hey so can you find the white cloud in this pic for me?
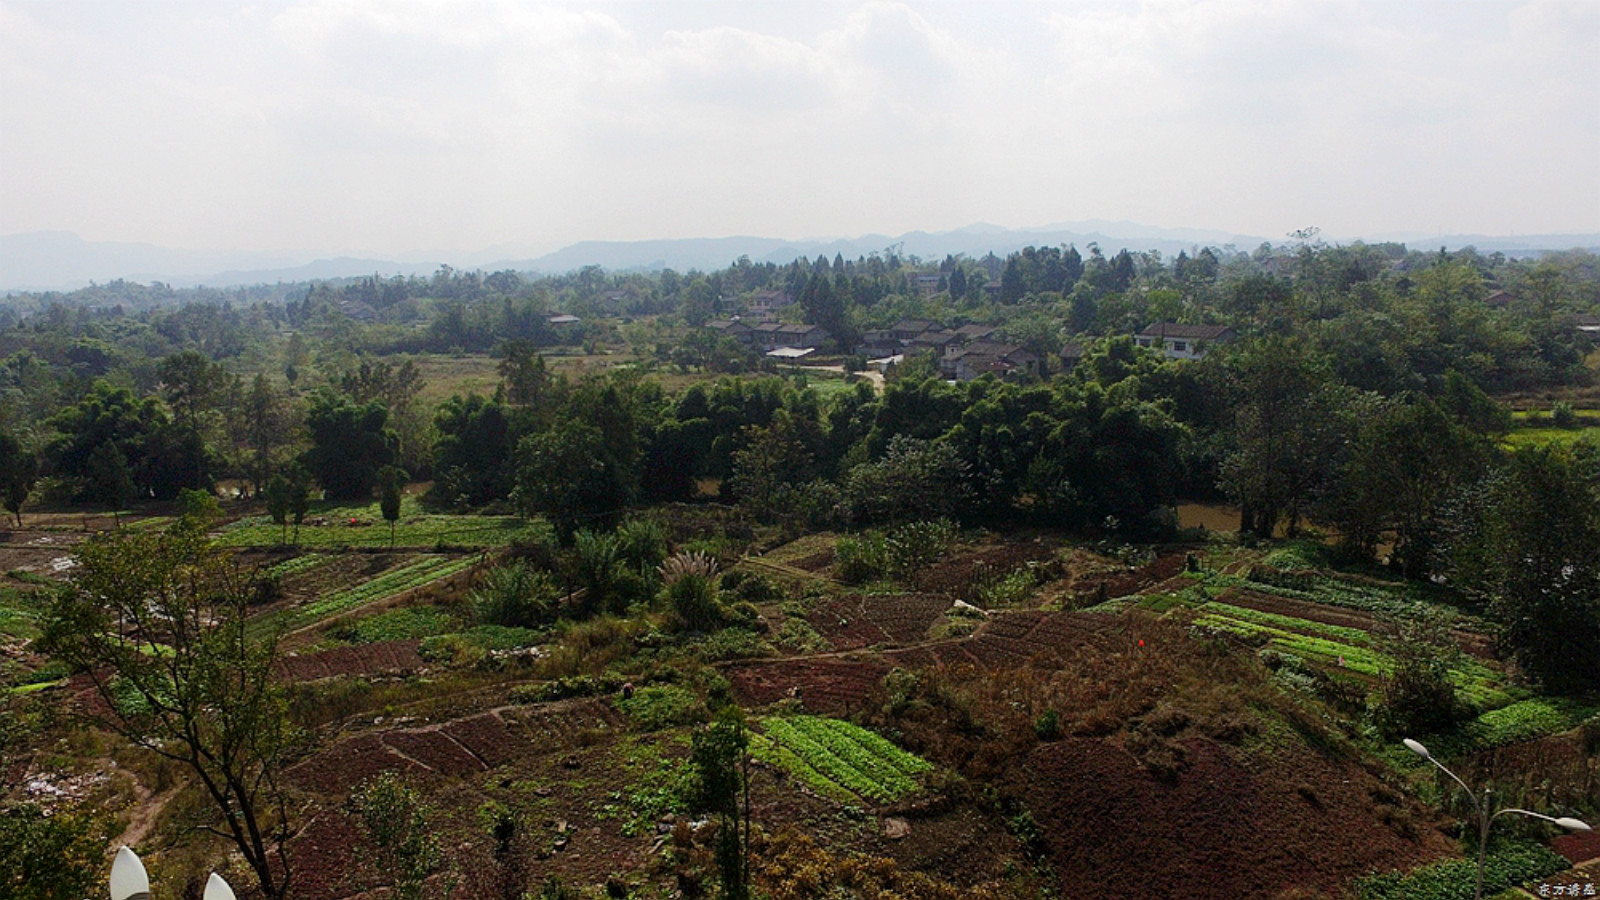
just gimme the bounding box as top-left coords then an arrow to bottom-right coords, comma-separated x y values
0,0 -> 1595,253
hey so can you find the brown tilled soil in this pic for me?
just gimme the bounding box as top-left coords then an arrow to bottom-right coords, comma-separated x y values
722,656 -> 893,715
275,640 -> 427,681
1066,550 -> 1192,600
909,537 -> 1062,596
285,697 -> 625,795
807,593 -> 952,650
1009,736 -> 1454,900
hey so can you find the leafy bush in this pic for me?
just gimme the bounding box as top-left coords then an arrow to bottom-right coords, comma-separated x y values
834,519 -> 956,585
616,684 -> 707,731
1372,608 -> 1468,738
666,573 -> 724,633
510,673 -> 624,704
834,531 -> 888,584
884,518 -> 957,576
467,560 -> 560,624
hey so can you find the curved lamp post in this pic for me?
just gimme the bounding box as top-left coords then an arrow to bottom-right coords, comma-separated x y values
109,847 -> 150,900
1404,738 -> 1591,900
110,847 -> 237,900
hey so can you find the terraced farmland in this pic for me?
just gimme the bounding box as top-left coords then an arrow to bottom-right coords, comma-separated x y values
1194,600 -> 1515,709
751,715 -> 931,806
216,498 -> 529,549
248,554 -> 478,638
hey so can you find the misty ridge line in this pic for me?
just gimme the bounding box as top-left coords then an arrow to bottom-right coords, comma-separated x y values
4,222 -> 1599,294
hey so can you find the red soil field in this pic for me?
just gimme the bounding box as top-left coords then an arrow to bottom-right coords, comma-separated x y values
286,698 -> 626,795
1011,736 -> 1454,899
808,593 -> 951,649
911,539 -> 1060,596
382,728 -> 486,776
1554,830 -> 1600,865
275,639 -> 426,681
282,808 -> 363,899
722,656 -> 891,714
1068,550 -> 1190,599
286,733 -> 428,794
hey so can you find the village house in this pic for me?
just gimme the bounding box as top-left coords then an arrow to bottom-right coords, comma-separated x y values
889,319 -> 936,342
1059,341 -> 1088,371
745,321 -> 829,352
705,319 -> 754,347
943,341 -> 1040,382
1134,323 -> 1236,360
744,289 -> 793,319
908,329 -> 960,357
337,299 -> 378,323
910,274 -> 943,296
547,313 -> 582,329
858,329 -> 899,358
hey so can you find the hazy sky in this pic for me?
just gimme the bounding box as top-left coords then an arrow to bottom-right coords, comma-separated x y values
2,0 -> 1597,256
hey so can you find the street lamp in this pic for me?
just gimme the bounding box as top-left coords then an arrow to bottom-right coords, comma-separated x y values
109,846 -> 237,900
1404,738 -> 1592,900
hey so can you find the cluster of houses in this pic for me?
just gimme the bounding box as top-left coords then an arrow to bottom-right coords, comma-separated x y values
704,318 -> 832,355
702,302 -> 1241,381
860,320 -> 1042,382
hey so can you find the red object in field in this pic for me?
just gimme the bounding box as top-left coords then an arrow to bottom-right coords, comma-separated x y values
1138,639 -> 1145,647
350,517 -> 358,525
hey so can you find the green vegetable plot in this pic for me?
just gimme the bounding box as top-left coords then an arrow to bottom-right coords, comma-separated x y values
1195,603 -> 1514,710
217,499 -> 525,549
248,554 -> 476,637
752,715 -> 930,806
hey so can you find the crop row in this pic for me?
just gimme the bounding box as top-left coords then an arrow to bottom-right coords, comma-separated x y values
261,553 -> 330,580
1231,570 -> 1440,619
756,716 -> 926,805
250,555 -> 476,636
1199,601 -> 1372,646
1196,610 -> 1513,710
747,733 -> 861,806
218,500 -> 527,549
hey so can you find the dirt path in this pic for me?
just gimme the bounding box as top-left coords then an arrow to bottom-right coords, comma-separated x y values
113,774 -> 182,851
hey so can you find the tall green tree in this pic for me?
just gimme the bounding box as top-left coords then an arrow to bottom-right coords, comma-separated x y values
378,465 -> 408,548
514,419 -> 630,536
690,706 -> 751,900
301,392 -> 397,501
0,431 -> 38,526
157,349 -> 233,435
1439,446 -> 1600,694
40,517 -> 296,898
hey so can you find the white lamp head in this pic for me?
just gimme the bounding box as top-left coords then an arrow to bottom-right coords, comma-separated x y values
1554,817 -> 1592,832
203,872 -> 238,900
110,846 -> 151,900
1402,738 -> 1431,759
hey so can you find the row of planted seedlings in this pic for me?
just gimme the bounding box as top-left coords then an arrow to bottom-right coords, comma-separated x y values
750,714 -> 931,807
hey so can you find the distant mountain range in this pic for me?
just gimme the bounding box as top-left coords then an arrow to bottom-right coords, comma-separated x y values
4,224 -> 1598,293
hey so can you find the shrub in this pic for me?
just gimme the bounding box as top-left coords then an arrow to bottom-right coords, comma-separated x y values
615,517 -> 669,572
667,574 -> 724,633
1550,401 -> 1577,429
471,561 -> 560,628
1033,709 -> 1061,741
884,518 -> 957,576
834,532 -> 888,584
1372,608 -> 1467,739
